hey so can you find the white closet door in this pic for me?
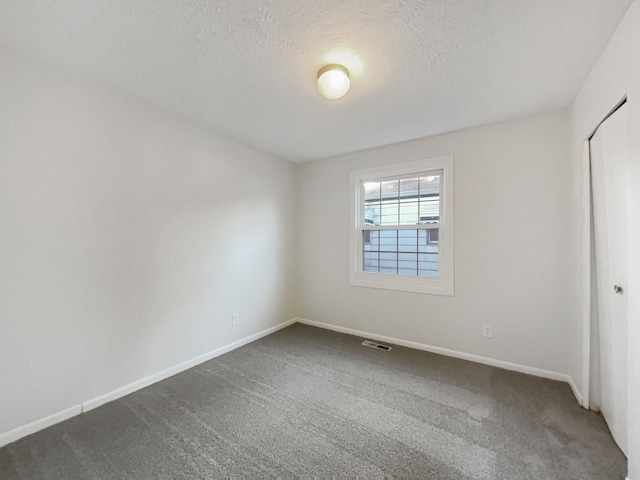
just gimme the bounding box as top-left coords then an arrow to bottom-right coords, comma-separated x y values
590,103 -> 629,456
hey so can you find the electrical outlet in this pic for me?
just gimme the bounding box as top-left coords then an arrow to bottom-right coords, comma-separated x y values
232,313 -> 239,326
482,324 -> 493,338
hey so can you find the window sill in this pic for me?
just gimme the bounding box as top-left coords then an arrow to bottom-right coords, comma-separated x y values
350,272 -> 454,296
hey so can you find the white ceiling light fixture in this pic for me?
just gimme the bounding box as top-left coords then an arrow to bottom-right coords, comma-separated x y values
317,64 -> 350,100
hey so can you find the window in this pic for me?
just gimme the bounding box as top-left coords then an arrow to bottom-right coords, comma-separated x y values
349,156 -> 454,295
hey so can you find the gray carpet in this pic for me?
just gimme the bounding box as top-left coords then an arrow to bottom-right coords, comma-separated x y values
0,323 -> 627,479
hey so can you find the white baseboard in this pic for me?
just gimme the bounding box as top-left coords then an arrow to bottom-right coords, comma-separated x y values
294,317 -> 580,398
566,376 -> 583,406
83,318 -> 296,412
0,316 -> 584,449
0,404 -> 82,449
0,318 -> 296,448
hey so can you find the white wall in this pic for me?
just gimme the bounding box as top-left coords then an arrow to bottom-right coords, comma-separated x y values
295,110 -> 573,378
0,46 -> 296,437
570,1 -> 640,477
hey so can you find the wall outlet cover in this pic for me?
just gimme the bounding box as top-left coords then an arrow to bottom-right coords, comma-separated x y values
483,324 -> 493,338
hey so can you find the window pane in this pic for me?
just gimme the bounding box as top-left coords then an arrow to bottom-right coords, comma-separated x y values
364,175 -> 440,227
398,253 -> 418,276
400,178 -> 419,200
419,198 -> 440,223
379,179 -> 400,226
363,251 -> 379,272
378,230 -> 398,252
398,253 -> 417,263
420,174 -> 440,195
363,229 -> 439,278
419,252 -> 439,277
363,229 -> 372,246
379,199 -> 399,225
364,181 -> 381,202
368,230 -> 380,249
398,229 -> 418,251
418,227 -> 439,252
399,201 -> 419,224
380,180 -> 399,201
364,205 -> 379,225
379,251 -> 398,274
419,174 -> 440,224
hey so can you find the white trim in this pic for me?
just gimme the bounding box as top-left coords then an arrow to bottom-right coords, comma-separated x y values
0,316 -> 583,450
581,139 -> 592,409
0,318 -> 296,448
0,404 -> 82,449
567,376 -> 583,406
349,156 -> 454,296
83,318 -> 296,412
294,317 -> 580,395
361,224 -> 440,231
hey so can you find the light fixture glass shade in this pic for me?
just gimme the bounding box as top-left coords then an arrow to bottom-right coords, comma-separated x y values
317,65 -> 350,99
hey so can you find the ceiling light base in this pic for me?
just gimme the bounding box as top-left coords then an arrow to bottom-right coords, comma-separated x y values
317,64 -> 350,100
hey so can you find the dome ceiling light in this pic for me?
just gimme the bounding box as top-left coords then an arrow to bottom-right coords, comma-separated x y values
316,64 -> 350,100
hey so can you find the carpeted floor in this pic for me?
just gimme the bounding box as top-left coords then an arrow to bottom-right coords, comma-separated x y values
0,323 -> 627,479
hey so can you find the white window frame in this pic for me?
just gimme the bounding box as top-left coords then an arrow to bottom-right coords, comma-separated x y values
349,156 -> 454,295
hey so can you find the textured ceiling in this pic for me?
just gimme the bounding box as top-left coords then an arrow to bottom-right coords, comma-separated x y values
0,1 -> 633,162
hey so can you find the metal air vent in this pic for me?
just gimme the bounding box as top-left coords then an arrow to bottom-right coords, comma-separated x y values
362,340 -> 392,351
